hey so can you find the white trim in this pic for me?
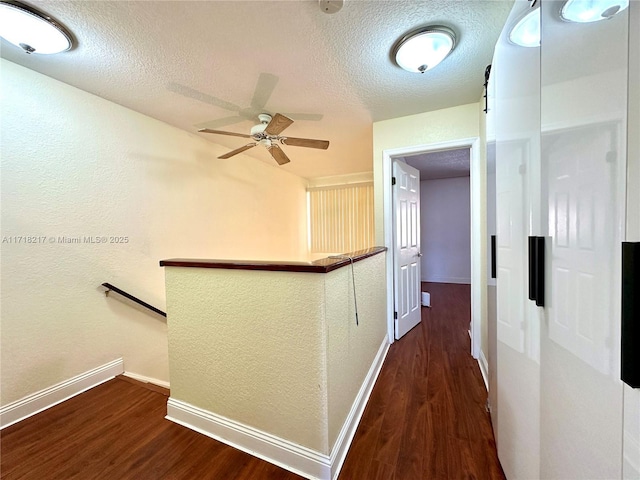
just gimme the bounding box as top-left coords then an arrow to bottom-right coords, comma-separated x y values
383,137 -> 483,359
167,399 -> 330,480
421,276 -> 472,284
469,137 -> 482,359
166,339 -> 390,480
329,339 -> 389,480
307,181 -> 373,192
306,172 -> 374,189
383,151 -> 395,345
478,350 -> 489,391
122,371 -> 170,389
0,358 -> 124,429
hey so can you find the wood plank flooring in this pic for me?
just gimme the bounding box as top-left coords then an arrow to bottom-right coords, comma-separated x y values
339,282 -> 504,480
1,282 -> 503,479
0,375 -> 304,480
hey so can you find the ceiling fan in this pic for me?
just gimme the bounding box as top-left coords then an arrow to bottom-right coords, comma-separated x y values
167,73 -> 323,130
199,113 -> 329,165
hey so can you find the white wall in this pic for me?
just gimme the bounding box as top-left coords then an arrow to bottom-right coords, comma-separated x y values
0,60 -> 308,406
420,176 -> 471,284
373,103 -> 480,245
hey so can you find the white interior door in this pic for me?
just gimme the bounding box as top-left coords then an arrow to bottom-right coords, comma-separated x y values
393,160 -> 421,340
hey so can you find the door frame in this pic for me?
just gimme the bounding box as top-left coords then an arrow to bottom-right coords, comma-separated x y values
383,137 -> 482,359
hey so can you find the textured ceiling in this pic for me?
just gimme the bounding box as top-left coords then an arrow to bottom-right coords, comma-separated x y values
404,148 -> 470,180
1,0 -> 513,179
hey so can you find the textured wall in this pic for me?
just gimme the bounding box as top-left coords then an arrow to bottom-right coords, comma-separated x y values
0,60 -> 308,406
372,103 -> 480,245
325,252 -> 387,449
164,252 -> 387,455
420,177 -> 471,284
165,267 -> 328,452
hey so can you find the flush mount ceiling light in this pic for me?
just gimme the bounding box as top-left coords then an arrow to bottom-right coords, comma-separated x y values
560,0 -> 628,22
318,0 -> 343,14
393,26 -> 456,74
509,7 -> 540,47
0,1 -> 73,54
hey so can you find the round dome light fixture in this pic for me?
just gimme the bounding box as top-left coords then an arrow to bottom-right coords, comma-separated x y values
560,0 -> 628,22
0,1 -> 73,54
393,26 -> 456,74
509,7 -> 540,47
318,0 -> 343,14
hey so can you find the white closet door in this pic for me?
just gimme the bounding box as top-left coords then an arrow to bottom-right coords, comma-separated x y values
539,0 -> 628,478
624,3 -> 640,478
494,1 -> 541,477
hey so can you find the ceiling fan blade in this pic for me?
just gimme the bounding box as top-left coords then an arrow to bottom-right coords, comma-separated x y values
282,113 -> 324,122
218,143 -> 257,159
199,128 -> 252,138
195,116 -> 246,130
281,137 -> 330,150
251,73 -> 279,110
167,82 -> 241,112
268,144 -> 291,165
264,113 -> 294,136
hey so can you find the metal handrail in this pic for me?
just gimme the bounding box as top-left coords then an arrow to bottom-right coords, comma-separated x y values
101,283 -> 166,317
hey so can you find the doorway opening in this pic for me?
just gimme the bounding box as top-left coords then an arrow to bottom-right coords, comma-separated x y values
383,137 -> 482,359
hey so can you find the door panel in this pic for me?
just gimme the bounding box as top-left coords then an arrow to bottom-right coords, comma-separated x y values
494,0 -> 632,477
624,3 -> 640,478
545,125 -> 618,374
393,160 -> 421,339
493,2 -> 541,477
539,0 -> 628,478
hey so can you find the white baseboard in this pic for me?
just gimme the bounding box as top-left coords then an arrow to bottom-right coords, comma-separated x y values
122,371 -> 170,389
0,358 -> 123,430
166,339 -> 390,480
422,276 -> 471,284
167,399 -> 332,479
478,350 -> 489,391
329,339 -> 389,480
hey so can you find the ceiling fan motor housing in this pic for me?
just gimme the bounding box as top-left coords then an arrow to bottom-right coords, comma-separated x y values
251,114 -> 273,136
198,112 -> 328,165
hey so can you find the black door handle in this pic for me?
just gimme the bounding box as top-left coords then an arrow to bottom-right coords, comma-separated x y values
491,235 -> 497,279
622,242 -> 639,388
528,236 -> 545,307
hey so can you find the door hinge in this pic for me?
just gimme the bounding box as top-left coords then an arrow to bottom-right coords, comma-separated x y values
394,311 -> 398,319
392,176 -> 396,186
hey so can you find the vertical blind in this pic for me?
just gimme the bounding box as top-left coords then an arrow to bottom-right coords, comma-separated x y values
308,182 -> 375,253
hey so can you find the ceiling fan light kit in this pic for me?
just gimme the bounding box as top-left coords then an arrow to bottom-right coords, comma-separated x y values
0,0 -> 73,54
393,25 -> 456,73
199,113 -> 329,166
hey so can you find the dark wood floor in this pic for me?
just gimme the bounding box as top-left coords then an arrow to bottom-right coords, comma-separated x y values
339,282 -> 504,479
1,282 -> 503,480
